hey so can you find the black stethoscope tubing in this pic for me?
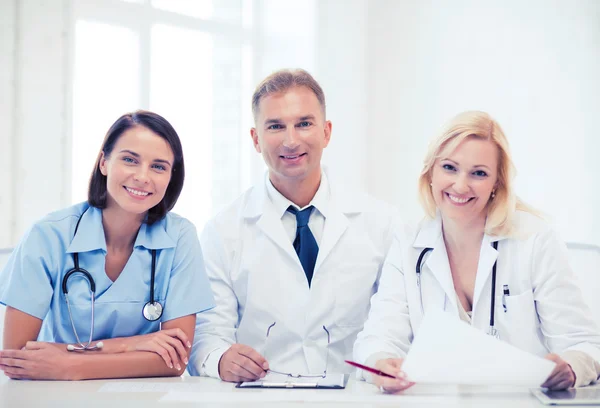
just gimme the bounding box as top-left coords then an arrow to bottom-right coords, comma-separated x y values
416,241 -> 499,336
62,208 -> 162,324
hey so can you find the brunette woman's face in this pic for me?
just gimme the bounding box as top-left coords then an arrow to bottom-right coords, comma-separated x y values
99,126 -> 174,216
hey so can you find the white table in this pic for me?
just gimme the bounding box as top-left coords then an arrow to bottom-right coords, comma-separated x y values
0,373 -> 563,408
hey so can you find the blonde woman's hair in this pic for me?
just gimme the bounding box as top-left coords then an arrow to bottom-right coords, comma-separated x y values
418,111 -> 538,237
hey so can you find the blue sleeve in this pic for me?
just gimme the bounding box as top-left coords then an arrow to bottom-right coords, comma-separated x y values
0,224 -> 55,320
161,220 -> 215,322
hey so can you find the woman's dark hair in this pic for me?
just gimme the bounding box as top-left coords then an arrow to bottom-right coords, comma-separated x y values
88,110 -> 185,225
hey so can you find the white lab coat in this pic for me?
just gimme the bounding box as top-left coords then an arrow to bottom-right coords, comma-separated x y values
189,171 -> 399,378
354,211 -> 600,380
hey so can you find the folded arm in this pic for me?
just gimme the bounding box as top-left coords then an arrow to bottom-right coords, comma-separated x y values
1,306 -> 196,380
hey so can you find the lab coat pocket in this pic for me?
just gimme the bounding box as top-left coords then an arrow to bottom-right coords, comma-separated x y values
496,290 -> 545,355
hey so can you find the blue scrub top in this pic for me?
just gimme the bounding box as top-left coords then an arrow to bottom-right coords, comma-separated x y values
0,202 -> 215,344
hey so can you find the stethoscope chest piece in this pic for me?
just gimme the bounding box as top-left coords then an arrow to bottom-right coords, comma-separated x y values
143,301 -> 163,321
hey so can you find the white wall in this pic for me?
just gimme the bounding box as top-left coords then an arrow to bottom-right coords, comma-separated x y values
568,244 -> 600,327
0,0 -> 70,247
0,0 -> 16,249
317,0 -> 369,191
366,0 -> 600,245
0,249 -> 10,349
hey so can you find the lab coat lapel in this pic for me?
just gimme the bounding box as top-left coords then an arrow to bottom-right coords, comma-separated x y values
257,206 -> 300,263
413,215 -> 457,311
425,236 -> 458,311
243,179 -> 301,266
314,209 -> 348,273
471,234 -> 502,318
313,182 -> 367,273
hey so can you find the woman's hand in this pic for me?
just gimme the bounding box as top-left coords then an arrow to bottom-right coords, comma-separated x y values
122,328 -> 191,371
372,358 -> 415,393
541,353 -> 576,390
0,341 -> 78,380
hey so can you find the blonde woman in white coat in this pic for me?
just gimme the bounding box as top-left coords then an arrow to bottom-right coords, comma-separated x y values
353,111 -> 600,393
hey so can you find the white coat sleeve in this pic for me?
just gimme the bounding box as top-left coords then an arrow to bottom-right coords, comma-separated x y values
353,231 -> 414,382
531,227 -> 600,386
188,220 -> 238,378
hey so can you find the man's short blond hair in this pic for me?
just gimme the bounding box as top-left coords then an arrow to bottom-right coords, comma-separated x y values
251,69 -> 326,122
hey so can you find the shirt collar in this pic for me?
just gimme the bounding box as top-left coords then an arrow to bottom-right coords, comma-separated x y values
66,205 -> 107,253
67,205 -> 176,254
265,170 -> 331,219
133,217 -> 177,250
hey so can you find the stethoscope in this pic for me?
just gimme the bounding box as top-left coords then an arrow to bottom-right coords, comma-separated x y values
62,208 -> 164,351
416,241 -> 499,338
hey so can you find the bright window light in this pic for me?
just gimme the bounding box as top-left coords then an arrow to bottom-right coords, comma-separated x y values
71,20 -> 139,204
150,24 -> 213,230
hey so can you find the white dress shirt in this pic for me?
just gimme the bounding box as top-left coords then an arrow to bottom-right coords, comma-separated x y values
265,175 -> 327,246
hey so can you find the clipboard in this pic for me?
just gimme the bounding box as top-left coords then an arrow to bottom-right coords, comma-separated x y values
235,373 -> 347,389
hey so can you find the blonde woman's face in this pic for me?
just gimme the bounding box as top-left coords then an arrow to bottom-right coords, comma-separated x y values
430,138 -> 498,225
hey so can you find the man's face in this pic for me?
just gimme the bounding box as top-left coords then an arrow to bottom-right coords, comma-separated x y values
251,86 -> 331,188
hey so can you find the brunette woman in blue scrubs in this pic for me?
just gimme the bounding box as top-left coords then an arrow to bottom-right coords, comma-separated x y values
0,111 -> 214,380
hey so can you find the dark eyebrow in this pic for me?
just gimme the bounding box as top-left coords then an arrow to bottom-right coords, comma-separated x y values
153,159 -> 172,167
441,158 -> 491,171
119,149 -> 140,157
264,118 -> 283,126
119,149 -> 172,166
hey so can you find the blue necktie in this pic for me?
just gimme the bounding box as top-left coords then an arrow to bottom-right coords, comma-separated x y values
287,205 -> 319,287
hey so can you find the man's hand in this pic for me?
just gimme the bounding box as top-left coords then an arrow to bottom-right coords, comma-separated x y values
218,344 -> 268,382
372,358 -> 415,393
542,353 -> 576,390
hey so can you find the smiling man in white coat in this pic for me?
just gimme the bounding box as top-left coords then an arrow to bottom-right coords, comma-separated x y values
188,69 -> 399,382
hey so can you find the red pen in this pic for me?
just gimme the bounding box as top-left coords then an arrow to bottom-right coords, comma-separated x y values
345,360 -> 396,379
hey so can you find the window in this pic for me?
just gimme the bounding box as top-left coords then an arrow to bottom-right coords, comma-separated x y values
71,0 -> 253,231
70,0 -> 317,234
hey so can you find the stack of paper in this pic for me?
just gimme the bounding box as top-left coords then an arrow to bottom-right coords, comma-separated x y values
401,311 -> 555,386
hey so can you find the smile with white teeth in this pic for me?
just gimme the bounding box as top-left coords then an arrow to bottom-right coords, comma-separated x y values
447,193 -> 471,204
283,155 -> 299,159
125,187 -> 150,196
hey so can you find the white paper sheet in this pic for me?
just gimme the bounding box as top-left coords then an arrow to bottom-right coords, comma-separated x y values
98,382 -> 202,393
159,391 -> 457,404
401,310 -> 556,386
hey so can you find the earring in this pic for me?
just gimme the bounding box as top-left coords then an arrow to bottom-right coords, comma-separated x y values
430,182 -> 433,187
491,190 -> 496,199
